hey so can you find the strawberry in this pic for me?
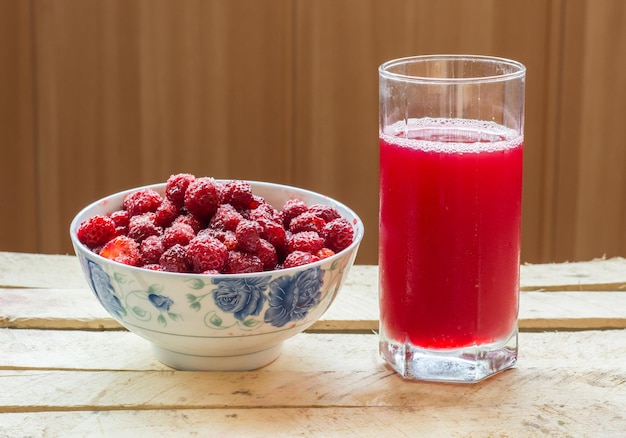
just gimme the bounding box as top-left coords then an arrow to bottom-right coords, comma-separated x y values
323,218 -> 354,252
159,244 -> 192,273
316,247 -> 336,260
184,177 -> 221,220
235,219 -> 263,253
127,213 -> 163,242
256,238 -> 278,271
209,204 -> 244,231
140,235 -> 165,265
287,231 -> 325,254
282,198 -> 308,228
221,180 -> 254,210
100,236 -> 141,266
122,189 -> 163,217
225,251 -> 264,274
289,211 -> 325,234
162,222 -> 195,249
186,235 -> 228,273
284,251 -> 320,269
165,173 -> 195,207
308,204 -> 341,222
77,215 -> 117,249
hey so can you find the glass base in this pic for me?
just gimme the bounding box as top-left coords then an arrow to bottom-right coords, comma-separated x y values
379,327 -> 518,383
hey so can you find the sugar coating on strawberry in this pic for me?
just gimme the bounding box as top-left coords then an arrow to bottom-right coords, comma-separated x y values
165,173 -> 195,207
323,218 -> 354,252
173,214 -> 205,234
76,174 -> 356,273
127,213 -> 163,242
186,235 -> 228,273
235,219 -> 263,253
204,229 -> 239,251
122,189 -> 163,217
184,177 -> 221,220
77,215 -> 117,248
256,216 -> 286,249
109,210 -> 130,228
284,251 -> 320,269
209,204 -> 244,231
221,180 -> 254,210
250,202 -> 283,224
308,204 -> 341,222
155,199 -> 180,228
282,198 -> 308,228
140,235 -> 165,265
287,231 -> 325,254
159,244 -> 192,273
162,222 -> 195,249
249,195 -> 264,210
100,236 -> 141,266
289,211 -> 325,234
256,238 -> 278,271
225,251 -> 264,274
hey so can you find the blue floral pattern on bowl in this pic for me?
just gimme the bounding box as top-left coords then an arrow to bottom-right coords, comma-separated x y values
211,276 -> 269,322
78,251 -> 351,335
264,268 -> 324,328
86,260 -> 126,319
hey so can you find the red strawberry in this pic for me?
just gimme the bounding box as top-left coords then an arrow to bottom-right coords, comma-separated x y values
159,244 -> 192,273
284,251 -> 320,269
127,213 -> 163,243
225,251 -> 264,274
282,198 -> 308,228
221,180 -> 254,210
256,238 -> 278,271
109,210 -> 130,228
287,231 -> 324,254
162,222 -> 195,249
186,235 -> 228,273
209,204 -> 244,231
77,215 -> 117,249
155,199 -> 180,228
316,247 -> 336,260
100,236 -> 141,266
289,211 -> 325,234
184,177 -> 221,220
122,189 -> 163,217
323,218 -> 354,252
140,235 -> 165,265
308,204 -> 341,222
235,219 -> 263,253
165,173 -> 195,207
256,216 -> 286,249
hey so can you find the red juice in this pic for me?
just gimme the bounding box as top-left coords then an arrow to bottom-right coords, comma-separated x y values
379,118 -> 522,350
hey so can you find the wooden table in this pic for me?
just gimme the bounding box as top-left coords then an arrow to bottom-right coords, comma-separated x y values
1,251 -> 625,437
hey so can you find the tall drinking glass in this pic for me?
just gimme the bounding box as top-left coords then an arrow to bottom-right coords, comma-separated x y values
378,55 -> 525,382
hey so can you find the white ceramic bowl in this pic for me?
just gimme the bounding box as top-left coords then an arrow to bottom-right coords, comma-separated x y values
70,180 -> 364,371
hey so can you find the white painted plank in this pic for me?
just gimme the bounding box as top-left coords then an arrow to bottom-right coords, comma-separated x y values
1,405 -> 624,438
1,331 -> 624,436
520,256 -> 626,290
1,330 -> 625,372
0,251 -> 87,289
0,354 -> 623,424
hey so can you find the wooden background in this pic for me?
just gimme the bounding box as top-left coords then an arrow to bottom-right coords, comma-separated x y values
1,0 -> 625,265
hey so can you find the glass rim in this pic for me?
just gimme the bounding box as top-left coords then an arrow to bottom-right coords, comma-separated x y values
379,54 -> 526,84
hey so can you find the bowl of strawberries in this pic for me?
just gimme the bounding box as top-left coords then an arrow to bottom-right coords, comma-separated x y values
70,174 -> 364,371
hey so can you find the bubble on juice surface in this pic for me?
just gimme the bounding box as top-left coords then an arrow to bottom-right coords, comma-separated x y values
380,118 -> 522,154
